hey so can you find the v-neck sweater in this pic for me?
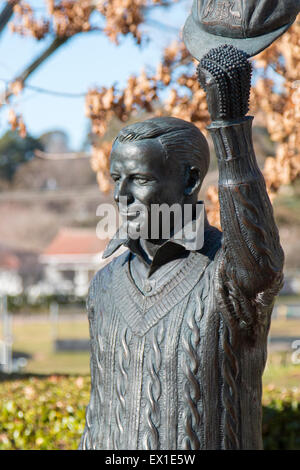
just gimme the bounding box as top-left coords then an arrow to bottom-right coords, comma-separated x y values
79,117 -> 284,450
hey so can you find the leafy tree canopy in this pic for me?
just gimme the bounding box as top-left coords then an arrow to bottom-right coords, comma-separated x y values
0,130 -> 43,182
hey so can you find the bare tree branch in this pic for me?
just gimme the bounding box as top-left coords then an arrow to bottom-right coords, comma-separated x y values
0,0 -> 20,37
146,0 -> 186,9
17,36 -> 69,83
4,23 -> 107,103
146,18 -> 180,33
2,0 -> 178,104
4,35 -> 70,102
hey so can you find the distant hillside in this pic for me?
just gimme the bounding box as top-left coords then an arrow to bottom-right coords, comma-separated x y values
0,186 -> 112,253
13,155 -> 96,190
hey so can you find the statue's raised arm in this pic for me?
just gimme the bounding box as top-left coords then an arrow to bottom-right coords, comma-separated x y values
198,45 -> 284,338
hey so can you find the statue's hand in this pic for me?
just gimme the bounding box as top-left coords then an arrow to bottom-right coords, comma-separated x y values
197,45 -> 252,122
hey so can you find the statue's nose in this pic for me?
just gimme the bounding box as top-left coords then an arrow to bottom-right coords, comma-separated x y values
114,178 -> 134,205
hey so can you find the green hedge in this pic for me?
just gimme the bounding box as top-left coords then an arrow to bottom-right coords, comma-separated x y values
0,376 -> 299,450
6,294 -> 85,313
0,375 -> 89,450
262,386 -> 300,450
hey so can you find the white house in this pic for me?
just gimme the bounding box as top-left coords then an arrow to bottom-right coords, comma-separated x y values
0,248 -> 23,296
38,228 -> 111,297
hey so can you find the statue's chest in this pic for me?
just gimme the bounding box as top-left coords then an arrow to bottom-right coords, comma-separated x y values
93,292 -> 193,371
98,252 -> 209,338
91,290 -> 206,450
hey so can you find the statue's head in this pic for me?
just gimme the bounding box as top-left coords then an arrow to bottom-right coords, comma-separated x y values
110,117 -> 210,239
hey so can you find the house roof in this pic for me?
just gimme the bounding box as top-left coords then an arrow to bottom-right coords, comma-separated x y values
0,250 -> 20,270
42,228 -> 109,256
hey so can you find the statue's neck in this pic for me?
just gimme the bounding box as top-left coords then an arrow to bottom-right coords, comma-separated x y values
137,201 -> 209,265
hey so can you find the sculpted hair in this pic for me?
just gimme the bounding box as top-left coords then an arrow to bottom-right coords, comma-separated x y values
113,117 -> 210,184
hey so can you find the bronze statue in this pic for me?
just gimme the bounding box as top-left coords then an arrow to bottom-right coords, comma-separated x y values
183,0 -> 299,61
79,0 -> 299,450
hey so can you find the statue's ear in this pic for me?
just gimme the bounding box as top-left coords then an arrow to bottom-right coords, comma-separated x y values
184,166 -> 201,196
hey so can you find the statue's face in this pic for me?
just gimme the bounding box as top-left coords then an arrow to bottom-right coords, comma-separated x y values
110,139 -> 186,239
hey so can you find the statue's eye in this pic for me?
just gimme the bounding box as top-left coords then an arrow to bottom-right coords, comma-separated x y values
133,176 -> 154,185
135,178 -> 148,185
111,174 -> 120,182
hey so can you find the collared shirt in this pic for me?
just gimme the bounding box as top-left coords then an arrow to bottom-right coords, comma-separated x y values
102,202 -> 208,294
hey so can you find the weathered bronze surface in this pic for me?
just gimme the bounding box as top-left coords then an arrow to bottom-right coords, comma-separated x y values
183,0 -> 299,61
79,10 -> 288,451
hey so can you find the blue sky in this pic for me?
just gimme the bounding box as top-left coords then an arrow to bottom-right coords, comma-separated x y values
0,1 -> 192,150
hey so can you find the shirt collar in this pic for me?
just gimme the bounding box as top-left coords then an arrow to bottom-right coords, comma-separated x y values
102,201 -> 207,261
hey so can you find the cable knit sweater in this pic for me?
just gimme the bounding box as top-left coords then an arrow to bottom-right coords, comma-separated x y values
79,117 -> 284,450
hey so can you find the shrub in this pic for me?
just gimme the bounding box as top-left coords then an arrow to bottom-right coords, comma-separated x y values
0,375 -> 90,450
0,376 -> 299,450
262,385 -> 300,450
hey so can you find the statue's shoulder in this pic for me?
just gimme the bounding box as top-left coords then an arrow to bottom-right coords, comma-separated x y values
89,249 -> 130,299
86,250 -> 129,321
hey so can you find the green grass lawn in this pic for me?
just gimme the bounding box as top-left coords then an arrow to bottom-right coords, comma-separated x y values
264,351 -> 300,389
12,317 -> 90,375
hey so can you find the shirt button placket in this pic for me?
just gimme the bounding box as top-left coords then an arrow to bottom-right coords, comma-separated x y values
144,282 -> 152,293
